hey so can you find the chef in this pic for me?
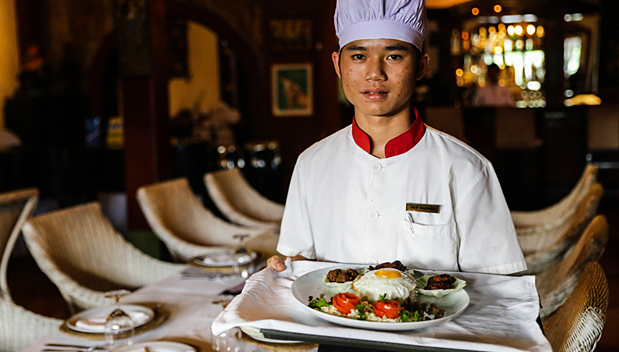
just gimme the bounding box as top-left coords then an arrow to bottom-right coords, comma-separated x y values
268,0 -> 526,275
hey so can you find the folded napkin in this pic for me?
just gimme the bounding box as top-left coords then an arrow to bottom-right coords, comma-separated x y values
74,310 -> 151,332
212,261 -> 552,352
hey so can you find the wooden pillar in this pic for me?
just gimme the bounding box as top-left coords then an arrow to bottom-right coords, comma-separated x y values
116,0 -> 171,230
544,5 -> 566,108
318,0 -> 341,136
14,0 -> 44,59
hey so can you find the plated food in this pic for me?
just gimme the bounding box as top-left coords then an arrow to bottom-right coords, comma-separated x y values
291,261 -> 469,330
416,274 -> 467,298
65,304 -> 155,333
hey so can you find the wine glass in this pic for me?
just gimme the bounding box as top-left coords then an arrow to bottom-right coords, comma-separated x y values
211,296 -> 243,352
232,234 -> 254,278
104,289 -> 134,346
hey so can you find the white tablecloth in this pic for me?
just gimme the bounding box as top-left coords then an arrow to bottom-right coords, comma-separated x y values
18,273 -> 248,352
212,261 -> 552,352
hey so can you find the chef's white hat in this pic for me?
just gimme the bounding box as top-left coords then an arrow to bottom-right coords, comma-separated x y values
334,0 -> 427,52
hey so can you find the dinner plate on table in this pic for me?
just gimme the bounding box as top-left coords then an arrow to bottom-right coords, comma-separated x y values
112,341 -> 195,352
65,304 -> 155,333
291,266 -> 470,331
191,250 -> 257,268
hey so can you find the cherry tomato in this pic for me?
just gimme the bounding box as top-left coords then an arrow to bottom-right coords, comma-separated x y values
373,300 -> 401,319
332,292 -> 360,314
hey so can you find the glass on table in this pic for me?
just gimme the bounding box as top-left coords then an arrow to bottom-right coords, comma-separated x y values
211,296 -> 243,352
233,234 -> 256,278
104,289 -> 134,346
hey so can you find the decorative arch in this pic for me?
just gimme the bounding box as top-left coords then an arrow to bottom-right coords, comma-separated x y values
166,0 -> 267,139
87,0 -> 267,140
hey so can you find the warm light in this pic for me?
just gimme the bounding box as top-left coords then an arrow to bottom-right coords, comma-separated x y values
526,25 -> 536,35
527,81 -> 541,91
456,68 -> 464,77
515,25 -> 524,36
489,26 -> 496,33
536,26 -> 545,37
472,7 -> 480,16
493,4 -> 502,13
462,31 -> 469,40
494,46 -> 503,54
498,23 -> 506,32
526,39 -> 534,51
471,65 -> 480,74
507,25 -> 515,36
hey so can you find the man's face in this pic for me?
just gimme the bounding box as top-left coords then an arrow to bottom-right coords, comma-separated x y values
332,39 -> 428,120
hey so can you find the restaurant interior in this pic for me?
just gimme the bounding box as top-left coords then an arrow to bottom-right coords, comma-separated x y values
0,0 -> 618,350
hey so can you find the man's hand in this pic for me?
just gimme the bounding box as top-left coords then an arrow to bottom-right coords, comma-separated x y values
267,255 -> 308,271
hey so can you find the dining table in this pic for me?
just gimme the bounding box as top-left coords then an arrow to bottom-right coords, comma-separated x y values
19,260 -> 552,352
18,266 -> 317,352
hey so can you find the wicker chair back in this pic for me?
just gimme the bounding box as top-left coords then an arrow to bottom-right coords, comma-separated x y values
137,178 -> 277,262
22,202 -> 183,313
0,296 -> 62,352
204,168 -> 284,228
543,261 -> 608,352
536,215 -> 608,318
0,188 -> 38,299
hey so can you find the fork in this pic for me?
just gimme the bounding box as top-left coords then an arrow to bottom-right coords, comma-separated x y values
44,343 -> 107,352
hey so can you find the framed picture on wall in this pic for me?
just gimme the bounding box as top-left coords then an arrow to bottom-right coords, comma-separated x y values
271,63 -> 313,117
269,19 -> 313,52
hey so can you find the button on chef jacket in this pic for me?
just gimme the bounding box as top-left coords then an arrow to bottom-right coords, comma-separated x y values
277,112 -> 527,274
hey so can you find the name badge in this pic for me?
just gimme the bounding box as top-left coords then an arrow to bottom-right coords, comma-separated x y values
406,203 -> 441,213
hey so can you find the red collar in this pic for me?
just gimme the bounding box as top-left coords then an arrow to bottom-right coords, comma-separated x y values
351,109 -> 426,158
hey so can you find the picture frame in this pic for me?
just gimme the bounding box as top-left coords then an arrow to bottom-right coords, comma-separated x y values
268,19 -> 313,53
271,63 -> 313,117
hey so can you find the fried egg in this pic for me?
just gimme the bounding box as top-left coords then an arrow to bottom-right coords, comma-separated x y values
351,268 -> 417,304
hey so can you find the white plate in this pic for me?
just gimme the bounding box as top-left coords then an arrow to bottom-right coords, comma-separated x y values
113,341 -> 195,352
416,275 -> 467,298
192,250 -> 258,267
291,266 -> 470,331
240,326 -> 303,344
66,304 -> 155,333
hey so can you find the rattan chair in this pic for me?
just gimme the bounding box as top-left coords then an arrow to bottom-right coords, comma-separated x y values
0,188 -> 38,299
543,261 -> 608,352
204,168 -> 284,229
22,202 -> 185,314
517,182 -> 603,275
137,178 -> 279,263
0,295 -> 62,352
536,215 -> 608,319
511,163 -> 597,229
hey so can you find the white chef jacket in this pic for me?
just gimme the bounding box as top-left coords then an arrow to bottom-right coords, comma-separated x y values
277,116 -> 527,275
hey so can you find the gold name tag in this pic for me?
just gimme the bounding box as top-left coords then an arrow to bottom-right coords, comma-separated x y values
406,203 -> 441,213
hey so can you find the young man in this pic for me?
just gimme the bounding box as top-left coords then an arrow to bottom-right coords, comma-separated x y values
268,0 -> 526,274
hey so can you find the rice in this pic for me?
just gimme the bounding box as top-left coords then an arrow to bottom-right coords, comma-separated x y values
319,303 -> 400,322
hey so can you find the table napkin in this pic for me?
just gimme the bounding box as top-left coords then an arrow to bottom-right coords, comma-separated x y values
212,261 -> 552,352
74,310 -> 151,332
